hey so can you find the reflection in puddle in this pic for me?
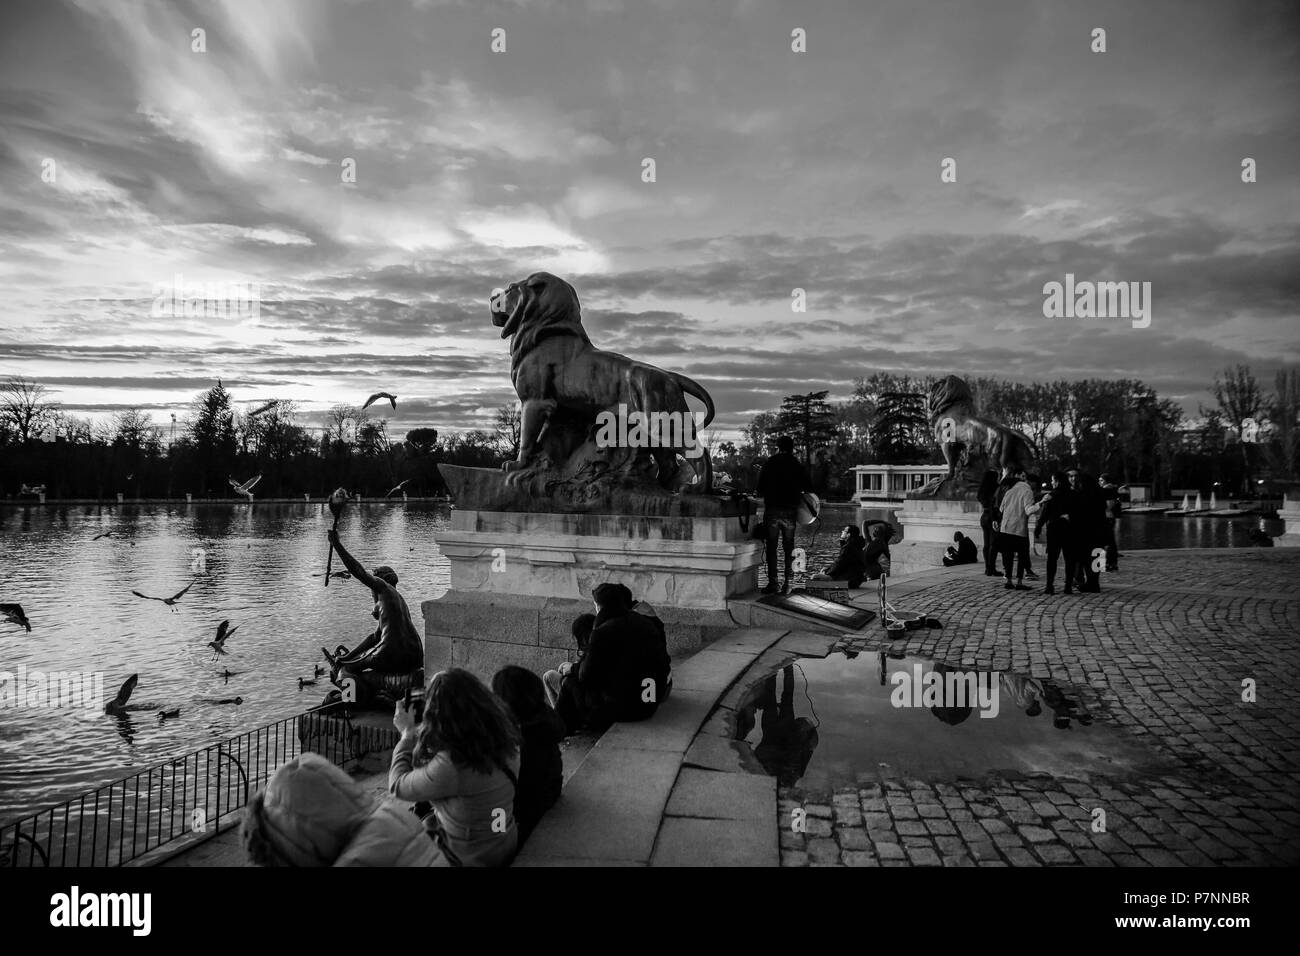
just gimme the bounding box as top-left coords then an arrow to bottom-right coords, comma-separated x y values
735,651 -> 1173,789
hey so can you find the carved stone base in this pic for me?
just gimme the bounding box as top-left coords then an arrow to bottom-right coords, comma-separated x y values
440,464 -> 738,517
421,507 -> 763,682
894,497 -> 985,576
1277,494 -> 1300,547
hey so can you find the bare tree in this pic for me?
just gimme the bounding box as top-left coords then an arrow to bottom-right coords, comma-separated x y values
48,409 -> 92,443
326,404 -> 365,448
0,376 -> 57,442
493,402 -> 521,459
1211,365 -> 1264,493
1269,368 -> 1300,481
112,408 -> 155,449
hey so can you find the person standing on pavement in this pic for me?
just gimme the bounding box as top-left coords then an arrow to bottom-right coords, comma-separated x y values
1072,471 -> 1106,593
1099,474 -> 1123,571
977,469 -> 999,576
756,435 -> 813,595
1031,471 -> 1076,595
994,468 -> 1035,590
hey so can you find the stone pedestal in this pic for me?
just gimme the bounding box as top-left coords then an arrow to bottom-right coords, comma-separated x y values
1277,491 -> 1300,547
422,507 -> 763,682
894,497 -> 984,576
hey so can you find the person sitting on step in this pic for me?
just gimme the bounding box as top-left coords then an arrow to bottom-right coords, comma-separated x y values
810,524 -> 868,588
942,531 -> 978,567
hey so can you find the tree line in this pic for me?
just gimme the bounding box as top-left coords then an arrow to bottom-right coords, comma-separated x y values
0,378 -> 523,500
709,366 -> 1299,500
4,366 -> 1295,502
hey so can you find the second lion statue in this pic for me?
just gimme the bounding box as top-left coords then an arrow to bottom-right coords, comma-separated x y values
489,272 -> 715,493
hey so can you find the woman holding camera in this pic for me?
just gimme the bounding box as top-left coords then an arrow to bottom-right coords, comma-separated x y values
389,668 -> 521,866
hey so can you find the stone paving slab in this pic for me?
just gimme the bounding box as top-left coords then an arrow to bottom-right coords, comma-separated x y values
512,855 -> 643,867
703,628 -> 792,655
518,745 -> 682,864
651,816 -> 778,867
599,690 -> 716,754
773,630 -> 840,658
664,767 -> 775,821
670,647 -> 764,693
683,733 -> 751,773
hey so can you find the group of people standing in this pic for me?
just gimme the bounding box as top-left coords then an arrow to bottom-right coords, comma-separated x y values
978,467 -> 1122,594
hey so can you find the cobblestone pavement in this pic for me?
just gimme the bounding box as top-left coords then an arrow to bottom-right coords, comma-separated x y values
777,549 -> 1300,866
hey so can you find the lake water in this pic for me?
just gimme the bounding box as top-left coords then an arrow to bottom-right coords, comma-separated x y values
0,500 -> 1279,824
0,503 -> 451,824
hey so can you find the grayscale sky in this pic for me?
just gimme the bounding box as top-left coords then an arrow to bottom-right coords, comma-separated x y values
1,0 -> 1297,437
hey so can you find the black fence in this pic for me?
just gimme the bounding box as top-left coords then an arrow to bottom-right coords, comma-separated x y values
0,706 -> 399,867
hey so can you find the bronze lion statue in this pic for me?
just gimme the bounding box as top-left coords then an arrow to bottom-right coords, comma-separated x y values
489,272 -> 714,491
919,375 -> 1037,496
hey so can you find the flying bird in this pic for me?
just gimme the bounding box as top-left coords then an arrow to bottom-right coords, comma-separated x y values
131,581 -> 194,611
362,392 -> 397,411
1,604 -> 32,632
247,400 -> 278,418
207,620 -> 239,660
103,674 -> 166,714
92,531 -> 114,541
386,479 -> 412,498
229,475 -> 262,500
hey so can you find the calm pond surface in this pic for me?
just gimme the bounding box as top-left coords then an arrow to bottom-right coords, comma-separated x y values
0,503 -> 451,823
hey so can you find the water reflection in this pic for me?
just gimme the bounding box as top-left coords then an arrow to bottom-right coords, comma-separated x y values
735,650 -> 1173,789
735,665 -> 820,786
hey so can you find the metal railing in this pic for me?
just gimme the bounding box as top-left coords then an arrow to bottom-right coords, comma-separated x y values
0,705 -> 400,868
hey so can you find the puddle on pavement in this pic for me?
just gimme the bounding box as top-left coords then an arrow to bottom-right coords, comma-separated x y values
733,650 -> 1177,789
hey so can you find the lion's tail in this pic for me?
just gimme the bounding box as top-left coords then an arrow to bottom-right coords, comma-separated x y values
670,372 -> 715,430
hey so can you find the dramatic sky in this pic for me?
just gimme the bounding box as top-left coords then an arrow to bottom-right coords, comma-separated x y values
1,0 -> 1297,439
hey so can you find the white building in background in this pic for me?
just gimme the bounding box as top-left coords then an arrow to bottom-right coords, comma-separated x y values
851,464 -> 949,507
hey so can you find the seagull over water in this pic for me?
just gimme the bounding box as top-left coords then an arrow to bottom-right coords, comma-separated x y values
131,581 -> 194,612
386,478 -> 412,498
362,392 -> 397,411
229,474 -> 262,500
207,619 -> 239,660
1,604 -> 32,632
92,531 -> 114,541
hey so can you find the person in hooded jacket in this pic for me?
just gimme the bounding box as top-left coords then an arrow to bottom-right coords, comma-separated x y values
561,583 -> 672,734
242,751 -> 443,866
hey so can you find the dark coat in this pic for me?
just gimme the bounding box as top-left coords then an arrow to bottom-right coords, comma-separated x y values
564,607 -> 671,731
826,537 -> 868,586
514,708 -> 565,845
1034,488 -> 1076,541
757,452 -> 812,509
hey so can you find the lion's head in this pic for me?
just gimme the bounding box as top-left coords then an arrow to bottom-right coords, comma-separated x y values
489,271 -> 587,338
928,374 -> 976,423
